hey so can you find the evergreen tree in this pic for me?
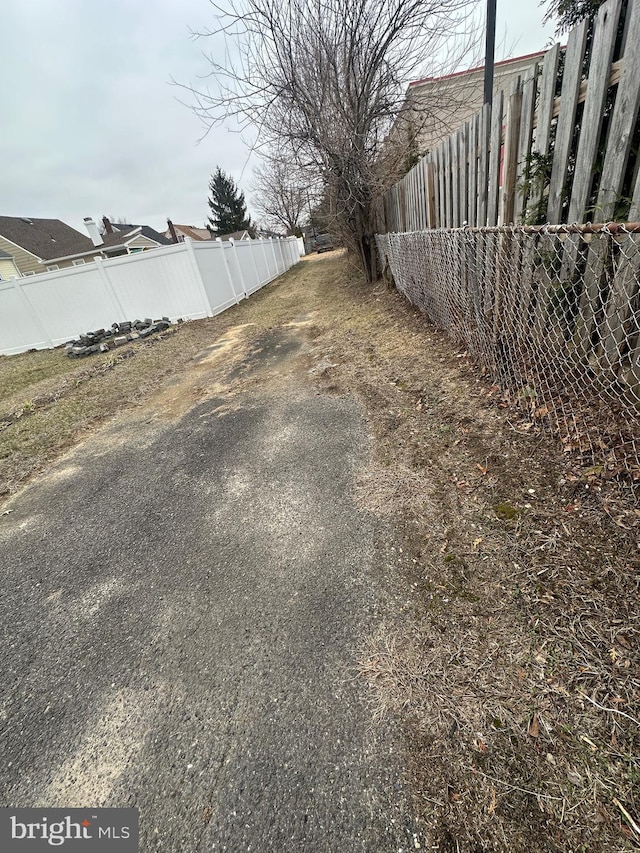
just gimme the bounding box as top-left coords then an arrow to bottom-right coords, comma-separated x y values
207,167 -> 252,235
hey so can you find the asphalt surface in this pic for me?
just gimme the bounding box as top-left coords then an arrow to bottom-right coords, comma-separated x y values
0,326 -> 419,851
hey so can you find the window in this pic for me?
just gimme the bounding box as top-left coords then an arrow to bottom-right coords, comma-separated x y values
47,265 -> 59,272
23,271 -> 36,276
72,259 -> 86,266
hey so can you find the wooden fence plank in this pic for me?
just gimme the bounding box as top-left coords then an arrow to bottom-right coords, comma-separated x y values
601,234 -> 640,371
415,166 -> 420,230
530,234 -> 558,346
432,150 -> 439,228
596,0 -> 640,219
630,147 -> 640,220
419,162 -> 425,229
478,103 -> 491,226
568,0 -> 623,222
533,43 -> 561,157
420,158 -> 428,228
460,124 -> 468,225
468,113 -> 478,226
487,91 -> 504,227
405,172 -> 411,231
409,168 -> 415,231
501,87 -> 522,225
573,235 -> 610,358
516,233 -> 542,347
426,160 -> 436,228
514,67 -> 538,222
452,133 -> 460,227
547,19 -> 589,222
530,43 -> 561,217
444,142 -> 451,227
438,145 -> 446,227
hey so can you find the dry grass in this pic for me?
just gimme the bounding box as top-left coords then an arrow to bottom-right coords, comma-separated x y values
293,255 -> 640,851
1,252 -> 638,850
0,266 -> 306,498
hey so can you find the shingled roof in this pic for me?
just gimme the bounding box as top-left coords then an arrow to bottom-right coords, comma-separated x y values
168,224 -> 212,241
0,216 -> 94,261
111,223 -> 172,245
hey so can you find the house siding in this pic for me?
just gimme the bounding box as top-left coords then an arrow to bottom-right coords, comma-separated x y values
126,235 -> 158,250
59,254 -> 101,269
402,53 -> 545,155
0,236 -> 42,275
0,257 -> 20,279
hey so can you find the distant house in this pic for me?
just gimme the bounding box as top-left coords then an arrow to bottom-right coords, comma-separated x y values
0,216 -> 100,276
216,230 -> 252,242
102,218 -> 173,250
395,50 -> 548,157
0,249 -> 21,280
0,216 -> 171,276
164,223 -> 213,243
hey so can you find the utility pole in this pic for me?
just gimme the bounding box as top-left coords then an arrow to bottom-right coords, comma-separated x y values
484,0 -> 497,106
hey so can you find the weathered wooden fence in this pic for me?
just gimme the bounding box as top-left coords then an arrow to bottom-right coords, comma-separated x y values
381,0 -> 640,231
377,223 -> 640,475
377,0 -> 640,477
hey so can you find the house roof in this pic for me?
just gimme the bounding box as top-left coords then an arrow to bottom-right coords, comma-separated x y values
112,223 -> 172,245
409,49 -> 548,88
168,224 -> 212,241
0,216 -> 94,261
217,230 -> 251,241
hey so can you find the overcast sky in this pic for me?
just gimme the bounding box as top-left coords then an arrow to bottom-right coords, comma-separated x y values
1,0 -> 555,237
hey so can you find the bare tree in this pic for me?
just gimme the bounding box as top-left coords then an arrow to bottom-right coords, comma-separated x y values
186,0 -> 477,281
250,157 -> 311,235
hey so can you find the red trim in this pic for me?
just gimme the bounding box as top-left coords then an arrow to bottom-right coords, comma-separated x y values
409,49 -> 548,88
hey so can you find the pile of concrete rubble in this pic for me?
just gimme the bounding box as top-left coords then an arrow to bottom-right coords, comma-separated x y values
65,317 -> 180,358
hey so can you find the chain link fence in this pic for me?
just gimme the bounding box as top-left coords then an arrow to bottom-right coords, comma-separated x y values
377,224 -> 640,481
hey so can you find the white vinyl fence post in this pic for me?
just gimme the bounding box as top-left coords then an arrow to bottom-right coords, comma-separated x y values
12,277 -> 54,348
260,239 -> 270,284
183,238 -> 215,317
269,238 -> 279,274
229,238 -> 247,298
215,238 -> 241,303
94,256 -> 127,320
249,239 -> 261,289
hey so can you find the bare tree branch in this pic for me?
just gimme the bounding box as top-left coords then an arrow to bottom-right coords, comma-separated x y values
250,154 -> 314,234
181,0 -> 479,280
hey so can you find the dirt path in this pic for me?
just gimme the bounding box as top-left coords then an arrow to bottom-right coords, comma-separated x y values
1,252 -> 638,851
0,282 -> 421,850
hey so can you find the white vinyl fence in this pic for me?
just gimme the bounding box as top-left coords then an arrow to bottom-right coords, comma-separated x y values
0,237 -> 300,356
